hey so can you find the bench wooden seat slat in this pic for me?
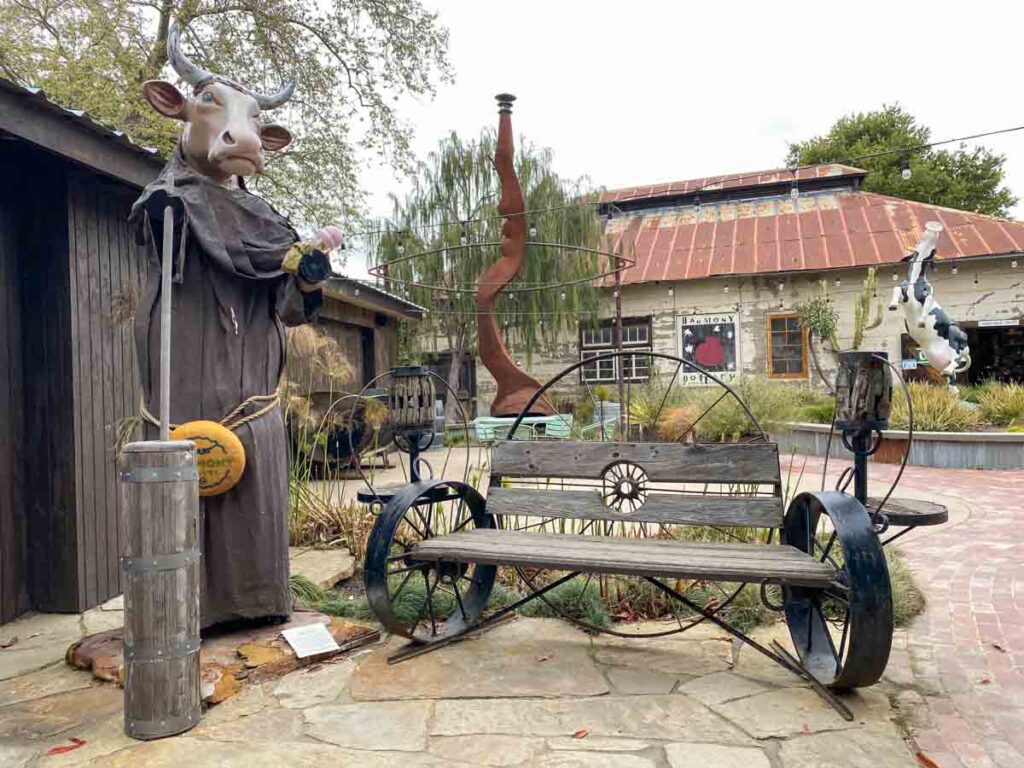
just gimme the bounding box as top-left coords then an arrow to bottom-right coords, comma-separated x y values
409,529 -> 836,588
486,487 -> 783,528
491,441 -> 782,484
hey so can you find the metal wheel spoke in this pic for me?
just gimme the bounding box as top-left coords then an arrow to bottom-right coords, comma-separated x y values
391,568 -> 417,601
652,361 -> 683,428
836,607 -> 851,668
422,570 -> 438,636
387,562 -> 428,576
452,576 -> 468,619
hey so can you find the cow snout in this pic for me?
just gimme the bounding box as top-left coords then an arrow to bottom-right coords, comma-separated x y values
209,126 -> 264,175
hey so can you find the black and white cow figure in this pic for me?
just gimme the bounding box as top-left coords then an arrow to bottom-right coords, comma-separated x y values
888,221 -> 971,387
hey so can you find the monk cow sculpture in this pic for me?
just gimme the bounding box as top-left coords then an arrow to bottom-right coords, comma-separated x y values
888,221 -> 971,387
129,23 -> 333,629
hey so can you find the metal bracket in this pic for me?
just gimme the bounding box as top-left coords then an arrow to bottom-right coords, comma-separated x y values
122,549 -> 200,573
120,466 -> 198,483
124,638 -> 200,661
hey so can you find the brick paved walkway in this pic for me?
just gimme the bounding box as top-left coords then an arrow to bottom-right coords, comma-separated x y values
796,455 -> 1024,768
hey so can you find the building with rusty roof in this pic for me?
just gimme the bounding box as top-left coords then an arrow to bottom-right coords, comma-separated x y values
469,163 -> 1024,414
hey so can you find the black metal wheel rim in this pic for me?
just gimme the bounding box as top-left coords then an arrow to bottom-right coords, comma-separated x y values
782,491 -> 893,690
364,479 -> 497,642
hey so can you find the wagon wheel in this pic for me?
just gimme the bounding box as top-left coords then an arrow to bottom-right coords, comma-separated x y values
782,491 -> 892,690
496,350 -> 776,639
364,479 -> 497,642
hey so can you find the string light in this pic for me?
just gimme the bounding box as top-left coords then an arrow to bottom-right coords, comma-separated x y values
951,265 -> 959,275
901,157 -> 912,180
790,181 -> 799,200
834,277 -> 841,287
668,287 -> 674,297
459,223 -> 467,246
1013,260 -> 1019,269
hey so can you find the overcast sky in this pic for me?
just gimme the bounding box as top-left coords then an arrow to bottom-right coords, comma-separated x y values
350,0 -> 1024,275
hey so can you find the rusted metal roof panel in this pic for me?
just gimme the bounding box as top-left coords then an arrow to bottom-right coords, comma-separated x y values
601,164 -> 866,204
609,188 -> 1024,285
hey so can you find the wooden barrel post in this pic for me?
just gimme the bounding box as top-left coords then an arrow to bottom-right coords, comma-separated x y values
119,440 -> 201,740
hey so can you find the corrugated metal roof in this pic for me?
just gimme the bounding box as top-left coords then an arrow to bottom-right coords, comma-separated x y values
607,185 -> 1024,285
0,77 -> 164,163
601,164 -> 866,205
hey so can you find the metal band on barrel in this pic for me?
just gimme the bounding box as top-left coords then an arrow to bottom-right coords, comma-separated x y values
125,709 -> 201,738
120,466 -> 199,483
124,638 -> 200,661
121,549 -> 200,572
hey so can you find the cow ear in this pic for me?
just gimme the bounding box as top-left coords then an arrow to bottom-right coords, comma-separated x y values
260,124 -> 292,151
142,81 -> 188,120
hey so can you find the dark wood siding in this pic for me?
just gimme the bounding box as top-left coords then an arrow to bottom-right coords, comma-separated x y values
67,171 -> 145,609
19,158 -> 79,612
0,168 -> 29,623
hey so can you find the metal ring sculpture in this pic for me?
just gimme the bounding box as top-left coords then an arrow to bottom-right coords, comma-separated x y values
367,230 -> 634,295
495,350 -> 773,639
782,491 -> 893,690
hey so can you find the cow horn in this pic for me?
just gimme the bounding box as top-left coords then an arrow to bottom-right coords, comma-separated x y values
166,21 -> 295,110
166,22 -> 213,87
239,81 -> 296,111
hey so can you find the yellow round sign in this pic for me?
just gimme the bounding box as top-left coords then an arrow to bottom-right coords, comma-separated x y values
170,420 -> 246,497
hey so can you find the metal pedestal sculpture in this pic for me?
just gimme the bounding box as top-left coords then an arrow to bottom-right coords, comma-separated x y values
834,351 -> 892,509
477,94 -> 555,417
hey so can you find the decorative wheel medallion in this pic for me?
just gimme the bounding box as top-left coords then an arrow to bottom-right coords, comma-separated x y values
601,462 -> 649,514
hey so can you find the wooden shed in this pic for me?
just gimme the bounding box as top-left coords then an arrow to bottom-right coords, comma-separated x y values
0,79 -> 423,624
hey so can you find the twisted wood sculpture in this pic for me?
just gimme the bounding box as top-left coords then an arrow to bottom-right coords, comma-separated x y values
477,94 -> 555,417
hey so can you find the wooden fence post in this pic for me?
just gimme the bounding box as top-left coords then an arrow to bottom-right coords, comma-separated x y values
119,440 -> 201,740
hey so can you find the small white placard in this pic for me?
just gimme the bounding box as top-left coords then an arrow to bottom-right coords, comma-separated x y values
281,623 -> 340,659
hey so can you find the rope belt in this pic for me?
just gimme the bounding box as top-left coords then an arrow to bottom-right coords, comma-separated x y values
140,391 -> 280,433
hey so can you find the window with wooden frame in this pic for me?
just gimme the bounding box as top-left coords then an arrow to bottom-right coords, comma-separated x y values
766,313 -> 808,379
579,317 -> 652,383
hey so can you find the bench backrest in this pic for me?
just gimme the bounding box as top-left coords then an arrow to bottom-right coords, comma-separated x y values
489,440 -> 783,529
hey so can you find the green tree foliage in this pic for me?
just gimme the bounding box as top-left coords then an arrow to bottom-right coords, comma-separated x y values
372,130 -> 602,419
0,0 -> 452,227
788,105 -> 1016,217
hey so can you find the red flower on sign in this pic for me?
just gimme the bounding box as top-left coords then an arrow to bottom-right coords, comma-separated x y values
694,336 -> 725,367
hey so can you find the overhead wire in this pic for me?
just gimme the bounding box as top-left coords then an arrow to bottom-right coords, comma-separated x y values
340,121 -> 1024,241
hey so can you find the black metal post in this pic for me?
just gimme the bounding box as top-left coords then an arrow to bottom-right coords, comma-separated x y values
852,429 -> 869,505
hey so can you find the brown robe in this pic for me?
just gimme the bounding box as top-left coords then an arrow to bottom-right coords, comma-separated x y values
130,149 -> 317,628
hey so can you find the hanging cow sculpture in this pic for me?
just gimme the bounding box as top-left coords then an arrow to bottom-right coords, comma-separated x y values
888,221 -> 971,388
130,23 -> 334,629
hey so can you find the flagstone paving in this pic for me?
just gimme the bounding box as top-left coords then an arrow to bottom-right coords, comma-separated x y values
0,616 -> 919,767
4,453 -> 1022,767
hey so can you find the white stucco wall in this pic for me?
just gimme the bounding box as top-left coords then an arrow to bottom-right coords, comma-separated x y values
468,254 -> 1023,415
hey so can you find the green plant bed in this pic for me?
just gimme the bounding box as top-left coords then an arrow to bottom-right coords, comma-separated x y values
290,533 -> 926,633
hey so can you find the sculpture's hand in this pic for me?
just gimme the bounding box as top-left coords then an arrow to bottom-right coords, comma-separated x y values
297,249 -> 330,292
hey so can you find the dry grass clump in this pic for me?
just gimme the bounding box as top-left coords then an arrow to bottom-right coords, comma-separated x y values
286,325 -> 354,382
656,405 -> 698,442
977,383 -> 1024,427
889,382 -> 983,432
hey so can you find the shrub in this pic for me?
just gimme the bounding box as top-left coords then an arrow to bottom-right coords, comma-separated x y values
977,383 -> 1024,427
889,382 -> 983,432
795,400 -> 836,424
676,376 -> 812,440
519,576 -> 610,627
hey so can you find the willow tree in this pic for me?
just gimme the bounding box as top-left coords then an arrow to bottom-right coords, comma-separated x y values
0,0 -> 451,227
372,129 -> 603,421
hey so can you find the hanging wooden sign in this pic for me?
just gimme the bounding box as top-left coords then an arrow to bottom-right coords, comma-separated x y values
170,420 -> 246,496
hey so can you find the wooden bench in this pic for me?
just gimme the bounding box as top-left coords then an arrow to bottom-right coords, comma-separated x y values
365,439 -> 893,720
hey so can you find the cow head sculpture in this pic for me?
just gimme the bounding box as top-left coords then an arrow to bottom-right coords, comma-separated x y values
142,23 -> 294,183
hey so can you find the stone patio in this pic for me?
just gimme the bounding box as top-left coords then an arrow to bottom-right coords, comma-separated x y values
0,615 -> 919,767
